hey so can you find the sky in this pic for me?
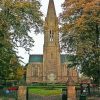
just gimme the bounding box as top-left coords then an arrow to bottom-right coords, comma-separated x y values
18,0 -> 64,65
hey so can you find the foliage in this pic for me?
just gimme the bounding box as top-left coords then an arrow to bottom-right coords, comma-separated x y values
60,0 -> 100,84
0,0 -> 43,81
15,65 -> 25,80
0,44 -> 19,80
0,0 -> 43,50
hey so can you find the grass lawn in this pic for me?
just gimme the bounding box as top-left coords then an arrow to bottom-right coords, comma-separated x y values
29,88 -> 62,96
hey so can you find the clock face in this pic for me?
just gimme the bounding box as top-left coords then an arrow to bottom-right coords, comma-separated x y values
47,73 -> 56,82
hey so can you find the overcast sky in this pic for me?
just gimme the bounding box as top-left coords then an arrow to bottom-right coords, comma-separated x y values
18,0 -> 64,65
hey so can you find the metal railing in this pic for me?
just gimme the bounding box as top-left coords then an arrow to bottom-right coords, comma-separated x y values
0,88 -> 17,100
28,94 -> 62,100
76,86 -> 100,100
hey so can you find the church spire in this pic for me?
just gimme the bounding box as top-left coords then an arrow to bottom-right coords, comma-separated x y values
46,0 -> 57,24
47,0 -> 56,17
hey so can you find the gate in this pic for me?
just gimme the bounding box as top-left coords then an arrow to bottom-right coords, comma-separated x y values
27,86 -> 66,100
28,94 -> 62,100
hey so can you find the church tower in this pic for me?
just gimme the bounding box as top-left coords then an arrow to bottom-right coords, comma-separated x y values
43,0 -> 61,82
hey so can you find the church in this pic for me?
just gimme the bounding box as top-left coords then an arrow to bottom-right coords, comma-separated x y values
26,0 -> 78,83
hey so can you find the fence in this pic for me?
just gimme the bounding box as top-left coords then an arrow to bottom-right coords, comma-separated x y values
0,84 -> 99,100
76,84 -> 100,100
28,94 -> 62,100
0,86 -> 18,100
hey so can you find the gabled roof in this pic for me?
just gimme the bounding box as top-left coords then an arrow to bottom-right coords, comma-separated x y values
29,54 -> 75,63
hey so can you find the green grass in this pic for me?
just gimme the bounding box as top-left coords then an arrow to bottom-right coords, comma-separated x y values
29,88 -> 62,96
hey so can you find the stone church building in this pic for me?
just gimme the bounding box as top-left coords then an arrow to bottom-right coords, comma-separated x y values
26,0 -> 78,83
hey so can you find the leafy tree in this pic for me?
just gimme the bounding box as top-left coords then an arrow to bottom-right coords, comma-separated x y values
60,0 -> 100,84
15,65 -> 24,80
0,0 -> 43,81
0,0 -> 43,50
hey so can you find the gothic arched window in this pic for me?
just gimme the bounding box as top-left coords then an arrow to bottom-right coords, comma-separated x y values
50,30 -> 54,42
32,65 -> 38,77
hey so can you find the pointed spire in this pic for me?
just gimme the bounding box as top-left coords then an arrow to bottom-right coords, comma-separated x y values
46,0 -> 57,23
47,0 -> 56,16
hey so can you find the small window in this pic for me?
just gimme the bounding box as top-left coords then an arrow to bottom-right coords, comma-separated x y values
50,30 -> 54,41
51,53 -> 53,58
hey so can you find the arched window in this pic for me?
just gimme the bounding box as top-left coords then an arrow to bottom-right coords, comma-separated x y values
50,30 -> 54,41
32,65 -> 38,77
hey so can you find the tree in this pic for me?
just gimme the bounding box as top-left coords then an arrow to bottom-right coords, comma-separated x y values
15,65 -> 24,80
60,0 -> 100,84
0,0 -> 43,81
0,0 -> 43,50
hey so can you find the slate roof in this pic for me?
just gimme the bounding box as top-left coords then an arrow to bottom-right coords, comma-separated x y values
29,54 -> 74,63
29,55 -> 43,63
